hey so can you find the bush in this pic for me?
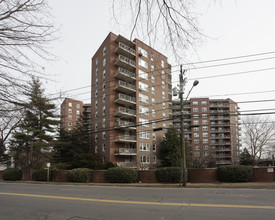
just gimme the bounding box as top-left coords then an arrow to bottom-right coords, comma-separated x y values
217,165 -> 253,182
67,168 -> 91,183
3,168 -> 22,181
156,167 -> 181,183
106,167 -> 138,183
33,169 -> 53,181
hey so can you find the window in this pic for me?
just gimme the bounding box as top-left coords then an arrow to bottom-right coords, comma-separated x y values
151,64 -> 154,71
202,107 -> 207,112
102,131 -> 106,140
76,104 -> 80,109
194,152 -> 200,157
138,47 -> 148,58
139,82 -> 149,92
152,132 -> 156,140
152,98 -> 155,105
68,115 -> 72,120
163,112 -> 166,119
140,143 -> 150,151
193,127 -> 199,131
193,120 -> 199,125
68,122 -> 72,126
163,123 -> 166,131
139,69 -> 148,80
194,145 -> 200,150
95,89 -> 98,97
162,81 -> 165,89
151,87 -> 155,94
102,144 -> 106,152
139,106 -> 149,115
162,91 -> 165,99
95,57 -> 98,65
194,133 -> 199,138
161,60 -> 165,68
138,58 -> 148,69
76,110 -> 80,115
193,114 -> 199,118
161,70 -> 165,79
95,135 -> 98,142
103,46 -> 106,56
102,118 -> 106,128
194,139 -> 199,144
193,108 -> 199,112
151,75 -> 155,83
69,102 -> 72,107
95,146 -> 98,153
192,101 -> 198,105
103,58 -> 106,67
139,94 -> 149,103
202,114 -> 208,118
152,121 -> 156,128
202,126 -> 208,131
151,53 -> 154,61
153,155 -> 157,164
140,155 -> 150,164
203,133 -> 208,137
68,108 -> 72,113
103,69 -> 106,78
203,145 -> 209,150
103,82 -> 106,91
102,94 -> 105,103
95,122 -> 98,131
204,152 -> 209,156
152,109 -> 156,117
139,118 -> 149,127
102,106 -> 105,116
140,131 -> 150,139
203,139 -> 208,144
162,102 -> 166,110
152,144 -> 156,152
202,101 -> 207,105
202,120 -> 208,125
95,68 -> 98,76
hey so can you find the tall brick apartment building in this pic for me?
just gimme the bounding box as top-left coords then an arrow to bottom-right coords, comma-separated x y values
61,98 -> 91,131
172,98 -> 240,166
91,32 -> 172,169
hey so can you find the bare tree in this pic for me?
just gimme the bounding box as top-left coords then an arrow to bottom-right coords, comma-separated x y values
112,0 -> 203,61
0,0 -> 57,108
242,116 -> 275,164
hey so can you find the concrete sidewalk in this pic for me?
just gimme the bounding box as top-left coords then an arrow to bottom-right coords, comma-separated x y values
2,180 -> 275,189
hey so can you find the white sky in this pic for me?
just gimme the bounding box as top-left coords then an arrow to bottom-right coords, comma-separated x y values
45,0 -> 275,119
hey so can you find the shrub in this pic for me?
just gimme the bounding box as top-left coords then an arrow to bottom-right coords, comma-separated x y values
106,167 -> 138,183
104,162 -> 115,170
156,167 -> 181,183
67,168 -> 91,183
33,169 -> 53,181
217,165 -> 253,182
3,168 -> 22,181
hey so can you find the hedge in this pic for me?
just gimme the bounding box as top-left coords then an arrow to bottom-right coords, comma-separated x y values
156,167 -> 181,183
33,169 -> 53,181
217,165 -> 253,182
106,167 -> 138,183
3,168 -> 22,181
67,168 -> 92,183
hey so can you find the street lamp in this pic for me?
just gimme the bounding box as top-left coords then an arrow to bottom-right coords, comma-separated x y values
173,65 -> 199,187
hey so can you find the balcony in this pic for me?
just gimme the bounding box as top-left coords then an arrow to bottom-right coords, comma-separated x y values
115,106 -> 136,118
115,93 -> 136,106
115,148 -> 137,156
115,54 -> 136,71
114,80 -> 136,94
115,135 -> 136,143
216,160 -> 231,165
115,120 -> 136,130
115,42 -> 136,59
116,162 -> 137,168
213,147 -> 231,152
210,135 -> 231,139
115,67 -> 136,83
211,141 -> 231,145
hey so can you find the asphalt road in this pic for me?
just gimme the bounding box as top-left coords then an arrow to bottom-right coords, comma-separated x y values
0,182 -> 275,220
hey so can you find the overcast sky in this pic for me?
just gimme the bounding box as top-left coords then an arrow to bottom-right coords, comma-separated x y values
45,0 -> 275,119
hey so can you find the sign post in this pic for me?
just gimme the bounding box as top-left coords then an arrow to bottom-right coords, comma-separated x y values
46,163 -> 51,182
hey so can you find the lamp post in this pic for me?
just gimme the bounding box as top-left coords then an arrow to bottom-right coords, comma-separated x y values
174,65 -> 199,187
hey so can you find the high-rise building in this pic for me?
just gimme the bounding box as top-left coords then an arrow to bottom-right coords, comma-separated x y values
60,98 -> 91,131
172,98 -> 241,166
91,32 -> 172,169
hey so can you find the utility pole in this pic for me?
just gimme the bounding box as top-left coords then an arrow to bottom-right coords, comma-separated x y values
179,65 -> 187,187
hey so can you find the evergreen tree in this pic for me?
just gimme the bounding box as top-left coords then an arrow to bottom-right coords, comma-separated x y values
10,77 -> 59,170
53,115 -> 102,169
160,127 -> 180,167
240,148 -> 255,166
